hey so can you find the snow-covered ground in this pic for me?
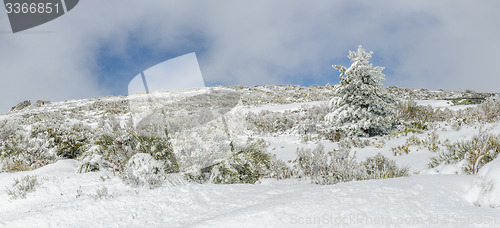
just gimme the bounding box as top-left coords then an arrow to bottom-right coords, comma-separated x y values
1,86 -> 499,227
1,160 -> 499,228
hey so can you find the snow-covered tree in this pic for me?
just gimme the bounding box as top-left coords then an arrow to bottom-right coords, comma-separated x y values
326,46 -> 395,137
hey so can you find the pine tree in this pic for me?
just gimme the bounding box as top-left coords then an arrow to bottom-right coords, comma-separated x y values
326,46 -> 395,137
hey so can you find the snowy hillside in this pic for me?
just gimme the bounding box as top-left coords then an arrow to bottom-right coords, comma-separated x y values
1,84 -> 500,227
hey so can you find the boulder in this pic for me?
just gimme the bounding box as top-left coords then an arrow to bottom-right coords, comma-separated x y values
10,100 -> 31,112
36,100 -> 51,106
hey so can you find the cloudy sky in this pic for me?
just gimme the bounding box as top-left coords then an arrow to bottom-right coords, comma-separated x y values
0,0 -> 499,112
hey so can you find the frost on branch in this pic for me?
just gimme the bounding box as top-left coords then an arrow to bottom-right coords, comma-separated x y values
326,46 -> 396,137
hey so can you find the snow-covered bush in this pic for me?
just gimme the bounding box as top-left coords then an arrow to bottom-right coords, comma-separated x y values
75,117 -> 178,176
0,128 -> 57,172
394,99 -> 456,135
428,132 -> 500,174
449,94 -> 499,126
208,140 -> 272,184
87,186 -> 117,200
478,94 -> 500,123
78,151 -> 102,173
392,145 -> 410,156
402,106 -> 437,131
294,145 -> 408,185
132,134 -> 178,172
294,144 -> 330,179
47,123 -> 93,159
106,132 -> 178,174
171,117 -> 233,173
467,157 -> 500,208
338,136 -> 372,149
391,104 -> 452,137
361,153 -> 409,179
294,145 -> 362,185
266,156 -> 292,180
298,103 -> 330,141
0,119 -> 23,141
121,153 -> 185,188
5,175 -> 42,199
424,131 -> 441,152
77,132 -> 116,173
392,132 -> 442,156
246,110 -> 296,134
245,104 -> 330,140
326,46 -> 396,137
395,100 -> 419,121
413,105 -> 452,129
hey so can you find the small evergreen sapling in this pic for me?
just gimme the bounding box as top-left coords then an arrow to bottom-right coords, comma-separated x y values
326,46 -> 396,137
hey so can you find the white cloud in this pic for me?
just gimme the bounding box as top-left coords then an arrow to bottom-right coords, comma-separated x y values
0,0 -> 499,112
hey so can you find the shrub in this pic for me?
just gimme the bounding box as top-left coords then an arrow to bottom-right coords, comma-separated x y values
121,153 -> 184,188
209,140 -> 272,184
394,100 -> 454,133
47,123 -> 93,159
246,110 -> 295,134
294,144 -> 330,179
392,145 -> 410,156
0,132 -> 57,172
87,186 -> 117,200
424,131 -> 441,152
314,149 -> 362,185
361,153 -> 409,179
428,132 -> 500,174
0,119 -> 23,141
293,145 -> 361,185
266,157 -> 292,180
479,94 -> 500,123
389,123 -> 426,138
132,134 -> 178,172
323,128 -> 346,142
338,136 -> 371,149
412,105 -> 438,128
392,131 -> 441,156
446,94 -> 499,126
170,118 -> 233,173
294,145 -> 408,184
5,175 -> 42,199
395,100 -> 419,121
78,133 -> 116,173
77,125 -> 179,176
183,168 -> 209,184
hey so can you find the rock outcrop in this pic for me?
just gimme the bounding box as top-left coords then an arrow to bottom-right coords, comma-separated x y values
36,100 -> 51,106
10,100 -> 31,112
